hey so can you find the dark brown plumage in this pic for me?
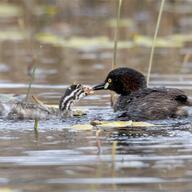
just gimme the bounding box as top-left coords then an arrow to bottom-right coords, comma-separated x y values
93,67 -> 192,120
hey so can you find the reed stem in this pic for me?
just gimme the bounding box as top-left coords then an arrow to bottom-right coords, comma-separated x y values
34,118 -> 38,130
20,0 -> 38,102
111,0 -> 122,106
147,0 -> 165,86
26,64 -> 36,101
112,0 -> 122,69
34,118 -> 39,138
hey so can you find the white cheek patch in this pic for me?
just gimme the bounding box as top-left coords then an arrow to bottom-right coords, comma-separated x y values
104,82 -> 109,89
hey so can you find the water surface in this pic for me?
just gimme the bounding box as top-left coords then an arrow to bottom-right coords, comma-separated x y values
0,1 -> 192,191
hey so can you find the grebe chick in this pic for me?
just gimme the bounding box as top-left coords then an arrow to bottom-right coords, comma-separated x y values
0,84 -> 93,120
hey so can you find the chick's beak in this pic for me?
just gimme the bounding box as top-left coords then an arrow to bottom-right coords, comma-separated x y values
92,82 -> 109,90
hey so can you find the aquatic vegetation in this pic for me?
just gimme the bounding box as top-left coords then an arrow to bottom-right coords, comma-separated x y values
0,3 -> 22,17
147,0 -> 166,85
133,35 -> 183,48
35,32 -> 188,50
91,120 -> 155,128
0,30 -> 27,41
107,18 -> 135,28
72,121 -> 155,131
71,124 -> 93,131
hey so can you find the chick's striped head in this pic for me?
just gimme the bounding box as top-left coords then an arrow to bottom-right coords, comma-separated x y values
59,84 -> 93,111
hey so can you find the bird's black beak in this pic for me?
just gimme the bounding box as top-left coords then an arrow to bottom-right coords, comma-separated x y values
92,82 -> 109,90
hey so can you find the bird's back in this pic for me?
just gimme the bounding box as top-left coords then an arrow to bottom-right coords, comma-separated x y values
114,87 -> 191,120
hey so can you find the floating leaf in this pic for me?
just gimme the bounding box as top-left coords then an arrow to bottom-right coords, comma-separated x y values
44,5 -> 57,16
0,30 -> 27,41
131,121 -> 155,127
107,18 -> 135,28
72,121 -> 155,131
71,124 -> 93,131
36,32 -> 186,49
0,188 -> 15,192
168,34 -> 192,43
45,104 -> 58,109
35,33 -> 63,45
91,120 -> 155,128
92,120 -> 132,128
73,110 -> 86,116
0,3 -> 22,17
36,33 -> 134,49
65,36 -> 112,49
134,35 -> 183,48
34,5 -> 57,16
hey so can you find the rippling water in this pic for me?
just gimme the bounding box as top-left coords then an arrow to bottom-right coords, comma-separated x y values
0,119 -> 192,191
0,0 -> 192,191
0,102 -> 192,191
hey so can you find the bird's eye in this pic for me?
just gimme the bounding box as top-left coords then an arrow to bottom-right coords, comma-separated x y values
108,78 -> 112,83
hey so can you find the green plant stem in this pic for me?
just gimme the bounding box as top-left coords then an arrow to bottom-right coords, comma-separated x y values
112,0 -> 122,69
147,0 -> 165,86
25,64 -> 36,101
34,118 -> 38,130
111,0 -> 122,106
34,118 -> 39,139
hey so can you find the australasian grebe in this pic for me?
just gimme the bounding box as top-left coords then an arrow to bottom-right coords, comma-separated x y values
93,67 -> 192,120
0,84 -> 93,120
